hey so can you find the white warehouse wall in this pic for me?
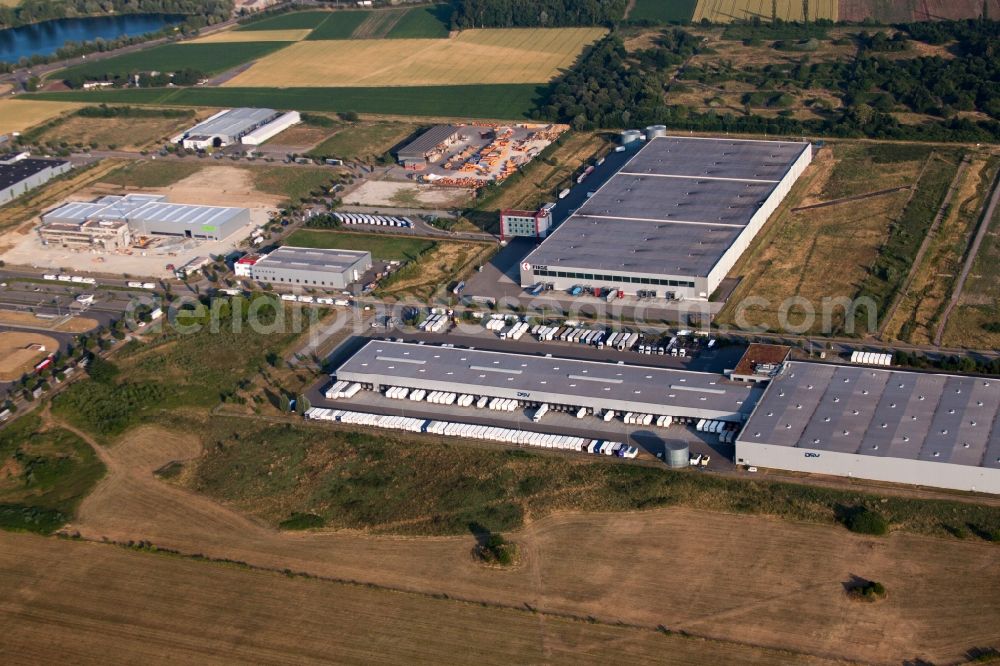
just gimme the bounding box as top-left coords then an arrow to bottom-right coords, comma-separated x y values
734,440 -> 1000,494
241,111 -> 302,145
705,143 -> 813,296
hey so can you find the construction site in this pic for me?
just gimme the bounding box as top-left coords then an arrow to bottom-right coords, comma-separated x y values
392,123 -> 568,189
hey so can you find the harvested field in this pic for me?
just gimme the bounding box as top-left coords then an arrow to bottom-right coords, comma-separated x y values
0,532 -> 835,666
717,142 -> 933,335
693,0 -> 837,22
0,331 -> 59,380
51,421 -> 1000,665
0,311 -> 98,335
187,29 -> 312,43
839,0 -> 1000,22
0,99 -> 80,135
224,28 -> 607,87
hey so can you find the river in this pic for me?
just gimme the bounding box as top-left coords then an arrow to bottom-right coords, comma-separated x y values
0,14 -> 185,63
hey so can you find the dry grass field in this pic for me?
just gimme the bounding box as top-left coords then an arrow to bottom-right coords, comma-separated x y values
693,0 -> 838,22
187,28 -> 312,43
223,28 -> 606,87
32,113 -> 197,151
0,99 -> 80,135
0,331 -> 58,380
0,532 -> 839,665
47,423 -> 1000,665
943,192 -> 1000,349
0,311 -> 97,335
717,143 -> 933,335
883,155 -> 1000,344
839,0 -> 1000,22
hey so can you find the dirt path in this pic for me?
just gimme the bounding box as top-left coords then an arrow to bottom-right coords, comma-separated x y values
934,168 -> 1000,345
878,154 -> 968,340
45,420 -> 1000,665
791,184 -> 911,212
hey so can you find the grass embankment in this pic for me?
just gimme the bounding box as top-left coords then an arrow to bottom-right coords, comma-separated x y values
51,296 -> 309,441
185,416 -> 1000,541
27,83 -> 547,119
0,414 -> 104,534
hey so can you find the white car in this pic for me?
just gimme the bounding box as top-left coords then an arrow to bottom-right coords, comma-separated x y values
747,466 -> 758,473
700,455 -> 711,467
689,453 -> 702,466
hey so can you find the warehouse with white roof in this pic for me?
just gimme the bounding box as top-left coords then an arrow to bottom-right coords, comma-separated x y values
737,361 -> 1000,493
334,340 -> 762,422
250,246 -> 372,289
520,135 -> 811,300
171,107 -> 284,150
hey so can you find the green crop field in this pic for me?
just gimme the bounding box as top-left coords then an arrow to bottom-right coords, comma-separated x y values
236,10 -> 331,31
305,10 -> 370,40
386,4 -> 451,38
28,83 -> 544,119
629,0 -> 697,22
55,42 -> 289,80
285,230 -> 435,261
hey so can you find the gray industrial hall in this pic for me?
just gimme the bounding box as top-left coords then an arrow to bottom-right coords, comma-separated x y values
0,154 -> 71,205
335,340 -> 762,422
520,134 -> 812,300
250,246 -> 372,289
737,361 -> 1000,493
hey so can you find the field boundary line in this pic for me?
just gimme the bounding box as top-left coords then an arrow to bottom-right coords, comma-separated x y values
68,535 -> 865,666
933,166 -> 1000,346
877,153 -> 967,340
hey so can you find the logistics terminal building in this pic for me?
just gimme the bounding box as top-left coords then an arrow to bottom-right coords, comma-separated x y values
520,136 -> 812,300
737,361 -> 1000,494
250,246 -> 372,289
335,340 -> 762,422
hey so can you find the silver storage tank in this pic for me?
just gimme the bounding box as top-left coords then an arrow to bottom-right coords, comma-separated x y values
645,124 -> 667,139
621,129 -> 642,147
664,441 -> 690,469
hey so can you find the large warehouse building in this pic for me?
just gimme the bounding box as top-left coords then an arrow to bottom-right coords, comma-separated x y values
736,361 -> 1000,494
334,340 -> 762,422
396,125 -> 463,168
250,246 -> 371,289
0,153 -> 71,205
171,108 -> 284,150
40,194 -> 249,246
520,135 -> 812,300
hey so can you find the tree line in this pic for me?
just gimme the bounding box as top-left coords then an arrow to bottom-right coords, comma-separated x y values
449,0 -> 626,28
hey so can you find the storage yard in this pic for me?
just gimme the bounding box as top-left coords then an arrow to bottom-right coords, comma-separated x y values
394,123 -> 568,189
520,133 -> 812,301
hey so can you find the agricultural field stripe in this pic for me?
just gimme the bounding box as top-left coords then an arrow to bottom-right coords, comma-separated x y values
26,84 -> 549,120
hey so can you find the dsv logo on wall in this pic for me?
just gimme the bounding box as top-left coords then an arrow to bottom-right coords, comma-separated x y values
804,452 -> 821,458
517,391 -> 531,398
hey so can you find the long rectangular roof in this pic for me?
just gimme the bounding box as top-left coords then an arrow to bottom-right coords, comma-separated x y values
397,125 -> 461,158
185,107 -> 277,139
0,158 -> 68,189
739,361 -> 1000,470
42,194 -> 246,229
255,246 -> 370,273
524,136 -> 809,277
336,340 -> 760,418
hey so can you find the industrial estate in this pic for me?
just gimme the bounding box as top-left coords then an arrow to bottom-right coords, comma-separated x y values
0,0 -> 999,663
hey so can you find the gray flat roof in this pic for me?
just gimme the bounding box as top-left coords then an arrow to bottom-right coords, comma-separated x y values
397,125 -> 461,159
42,194 -> 246,229
739,361 -> 1000,470
335,340 -> 760,418
525,136 -> 809,278
185,108 -> 277,139
256,246 -> 370,273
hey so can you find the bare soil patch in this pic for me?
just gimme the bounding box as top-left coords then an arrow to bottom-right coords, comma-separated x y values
0,310 -> 98,334
345,179 -> 473,208
0,331 -> 59,380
